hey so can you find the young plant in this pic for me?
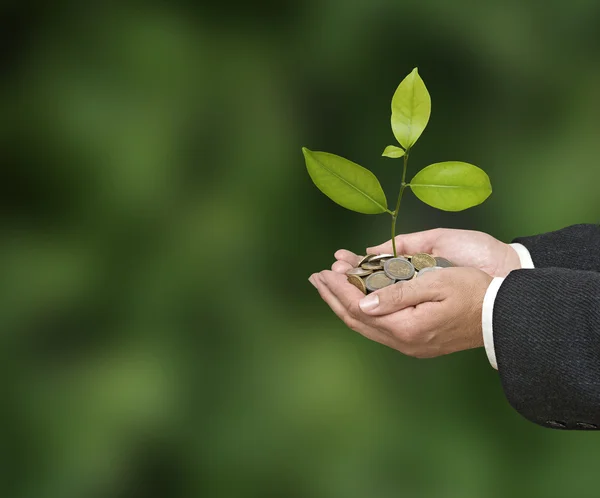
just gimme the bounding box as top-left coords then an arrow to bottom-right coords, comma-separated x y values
302,68 -> 492,258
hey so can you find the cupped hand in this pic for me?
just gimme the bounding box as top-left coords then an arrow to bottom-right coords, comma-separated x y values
331,228 -> 520,277
309,267 -> 492,358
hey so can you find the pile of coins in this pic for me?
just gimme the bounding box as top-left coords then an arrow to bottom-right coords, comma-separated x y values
346,253 -> 455,294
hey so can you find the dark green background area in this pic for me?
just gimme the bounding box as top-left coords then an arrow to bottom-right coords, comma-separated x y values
2,2 -> 600,497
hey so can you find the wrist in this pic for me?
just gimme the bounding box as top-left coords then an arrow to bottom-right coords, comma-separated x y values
498,244 -> 521,276
466,270 -> 492,351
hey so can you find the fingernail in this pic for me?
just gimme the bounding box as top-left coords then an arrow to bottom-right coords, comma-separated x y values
359,294 -> 379,311
309,275 -> 317,288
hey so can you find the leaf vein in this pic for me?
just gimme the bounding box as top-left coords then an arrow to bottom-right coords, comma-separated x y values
315,158 -> 388,212
410,184 -> 489,190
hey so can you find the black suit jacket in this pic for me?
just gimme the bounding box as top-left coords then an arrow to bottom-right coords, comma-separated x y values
494,224 -> 600,430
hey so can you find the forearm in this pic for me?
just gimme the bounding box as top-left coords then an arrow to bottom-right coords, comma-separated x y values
513,224 -> 600,271
493,267 -> 600,429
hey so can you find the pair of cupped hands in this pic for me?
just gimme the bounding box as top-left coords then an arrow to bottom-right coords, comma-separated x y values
309,229 -> 523,358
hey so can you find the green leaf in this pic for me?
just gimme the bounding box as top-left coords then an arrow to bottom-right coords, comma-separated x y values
409,161 -> 492,212
391,68 -> 431,149
382,145 -> 405,159
302,148 -> 388,215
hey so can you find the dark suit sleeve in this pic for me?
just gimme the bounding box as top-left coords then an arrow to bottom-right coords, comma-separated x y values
513,224 -> 600,271
493,267 -> 600,430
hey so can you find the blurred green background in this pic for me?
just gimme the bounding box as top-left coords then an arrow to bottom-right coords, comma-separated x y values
2,1 -> 600,497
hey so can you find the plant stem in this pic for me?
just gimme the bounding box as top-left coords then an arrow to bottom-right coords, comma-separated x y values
391,150 -> 410,257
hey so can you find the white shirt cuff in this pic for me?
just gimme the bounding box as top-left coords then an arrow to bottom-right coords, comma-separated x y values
510,243 -> 535,269
482,277 -> 504,370
481,243 -> 535,370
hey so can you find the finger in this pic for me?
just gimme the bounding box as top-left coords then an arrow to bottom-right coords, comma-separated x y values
318,271 -> 391,334
334,249 -> 362,266
358,273 -> 445,316
332,260 -> 353,273
313,273 -> 387,343
313,273 -> 347,317
318,270 -> 365,318
317,272 -> 404,349
366,229 -> 443,256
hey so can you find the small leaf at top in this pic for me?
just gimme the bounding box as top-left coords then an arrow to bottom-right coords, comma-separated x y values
302,148 -> 388,215
409,161 -> 492,212
382,145 -> 406,159
391,68 -> 431,149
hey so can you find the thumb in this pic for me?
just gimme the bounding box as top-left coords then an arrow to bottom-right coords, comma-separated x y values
366,229 -> 441,256
358,276 -> 443,316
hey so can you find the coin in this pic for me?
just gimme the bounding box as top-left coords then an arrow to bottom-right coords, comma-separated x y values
347,274 -> 367,294
346,267 -> 373,277
411,253 -> 436,271
361,262 -> 383,270
383,258 -> 415,280
357,254 -> 376,266
365,271 -> 395,292
368,253 -> 394,263
434,257 -> 454,268
417,266 -> 444,277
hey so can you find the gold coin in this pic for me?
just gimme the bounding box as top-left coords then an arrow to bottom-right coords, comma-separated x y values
347,274 -> 367,294
383,258 -> 415,280
411,253 -> 436,271
346,267 -> 373,277
365,271 -> 395,292
361,262 -> 383,270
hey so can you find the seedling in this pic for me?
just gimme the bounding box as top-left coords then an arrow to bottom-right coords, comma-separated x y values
302,68 -> 492,258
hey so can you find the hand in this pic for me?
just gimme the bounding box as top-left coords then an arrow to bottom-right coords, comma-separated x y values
331,228 -> 520,278
309,267 -> 492,358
